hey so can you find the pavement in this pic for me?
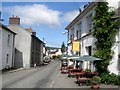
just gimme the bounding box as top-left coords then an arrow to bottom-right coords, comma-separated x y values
53,73 -> 120,89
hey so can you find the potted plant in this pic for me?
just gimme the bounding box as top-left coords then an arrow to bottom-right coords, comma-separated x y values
91,76 -> 101,89
84,69 -> 91,73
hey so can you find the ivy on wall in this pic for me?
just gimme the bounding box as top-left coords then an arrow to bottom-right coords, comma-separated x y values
93,2 -> 120,74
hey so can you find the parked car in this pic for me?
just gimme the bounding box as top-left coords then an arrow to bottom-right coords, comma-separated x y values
43,56 -> 51,63
61,59 -> 68,67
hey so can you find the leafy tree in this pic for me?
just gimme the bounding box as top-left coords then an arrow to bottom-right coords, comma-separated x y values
93,2 -> 120,74
61,42 -> 66,54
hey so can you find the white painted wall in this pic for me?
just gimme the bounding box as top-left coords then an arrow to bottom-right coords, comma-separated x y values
67,7 -> 95,70
67,44 -> 72,55
56,49 -> 62,56
67,3 -> 120,74
1,26 -> 15,70
8,25 -> 32,68
108,31 -> 120,75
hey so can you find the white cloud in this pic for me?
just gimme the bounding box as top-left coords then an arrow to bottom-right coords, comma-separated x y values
62,0 -> 120,23
63,10 -> 79,22
107,0 -> 119,8
4,4 -> 61,27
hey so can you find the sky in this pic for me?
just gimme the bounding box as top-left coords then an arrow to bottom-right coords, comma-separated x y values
1,0 -> 120,48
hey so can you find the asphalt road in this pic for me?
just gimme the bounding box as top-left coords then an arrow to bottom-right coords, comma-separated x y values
2,60 -> 60,88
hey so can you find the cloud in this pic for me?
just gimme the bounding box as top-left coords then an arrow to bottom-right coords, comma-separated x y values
4,4 -> 61,27
62,0 -> 120,23
62,10 -> 79,22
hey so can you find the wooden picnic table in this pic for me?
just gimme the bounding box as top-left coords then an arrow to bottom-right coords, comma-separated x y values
68,68 -> 83,77
76,72 -> 99,86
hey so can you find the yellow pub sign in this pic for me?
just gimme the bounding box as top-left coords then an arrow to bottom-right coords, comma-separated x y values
72,41 -> 80,51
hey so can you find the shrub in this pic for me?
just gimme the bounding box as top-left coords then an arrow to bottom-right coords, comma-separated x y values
56,55 -> 62,59
100,73 -> 120,86
83,69 -> 91,73
92,76 -> 101,84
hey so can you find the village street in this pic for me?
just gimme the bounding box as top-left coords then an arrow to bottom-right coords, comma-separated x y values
1,60 -> 119,89
2,60 -> 81,88
2,60 -> 61,88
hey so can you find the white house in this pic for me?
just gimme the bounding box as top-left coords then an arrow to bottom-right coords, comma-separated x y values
45,46 -> 62,58
8,16 -> 44,68
65,2 -> 120,75
0,23 -> 16,70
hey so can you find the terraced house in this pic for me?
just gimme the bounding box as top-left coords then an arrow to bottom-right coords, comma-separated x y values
8,16 -> 44,68
0,23 -> 16,70
65,2 -> 120,75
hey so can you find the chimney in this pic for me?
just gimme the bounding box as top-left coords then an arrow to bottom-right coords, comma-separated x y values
25,27 -> 32,33
9,15 -> 20,25
32,32 -> 36,36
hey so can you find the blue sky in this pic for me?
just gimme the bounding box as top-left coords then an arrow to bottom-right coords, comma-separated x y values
2,2 -> 87,47
2,1 -> 119,47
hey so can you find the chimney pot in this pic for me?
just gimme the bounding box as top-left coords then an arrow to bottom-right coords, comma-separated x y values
25,28 -> 32,33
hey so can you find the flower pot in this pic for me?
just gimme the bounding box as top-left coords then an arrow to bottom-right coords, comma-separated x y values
91,83 -> 100,89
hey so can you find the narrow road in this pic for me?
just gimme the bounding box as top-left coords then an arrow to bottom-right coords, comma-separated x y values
2,60 -> 60,88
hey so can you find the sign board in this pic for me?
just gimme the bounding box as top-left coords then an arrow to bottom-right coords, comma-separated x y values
72,41 -> 80,51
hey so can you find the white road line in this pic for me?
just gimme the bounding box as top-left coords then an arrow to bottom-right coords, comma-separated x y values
50,71 -> 61,88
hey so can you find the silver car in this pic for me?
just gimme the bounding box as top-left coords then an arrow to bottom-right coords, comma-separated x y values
43,56 -> 51,63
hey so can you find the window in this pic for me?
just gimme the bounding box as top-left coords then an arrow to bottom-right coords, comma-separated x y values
76,30 -> 79,39
7,34 -> 10,46
72,34 -> 74,41
86,46 -> 92,56
71,50 -> 73,55
79,23 -> 82,38
87,14 -> 93,33
6,54 -> 9,64
70,35 -> 72,41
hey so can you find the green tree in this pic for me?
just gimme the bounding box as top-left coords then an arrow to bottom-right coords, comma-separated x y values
93,2 -> 120,74
61,42 -> 66,54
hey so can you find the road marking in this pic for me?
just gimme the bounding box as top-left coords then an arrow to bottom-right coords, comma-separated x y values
50,70 -> 60,88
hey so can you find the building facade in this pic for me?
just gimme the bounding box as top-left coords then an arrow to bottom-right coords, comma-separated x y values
0,23 -> 16,70
8,16 -> 44,68
31,33 -> 44,66
45,46 -> 62,58
65,2 -> 120,75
